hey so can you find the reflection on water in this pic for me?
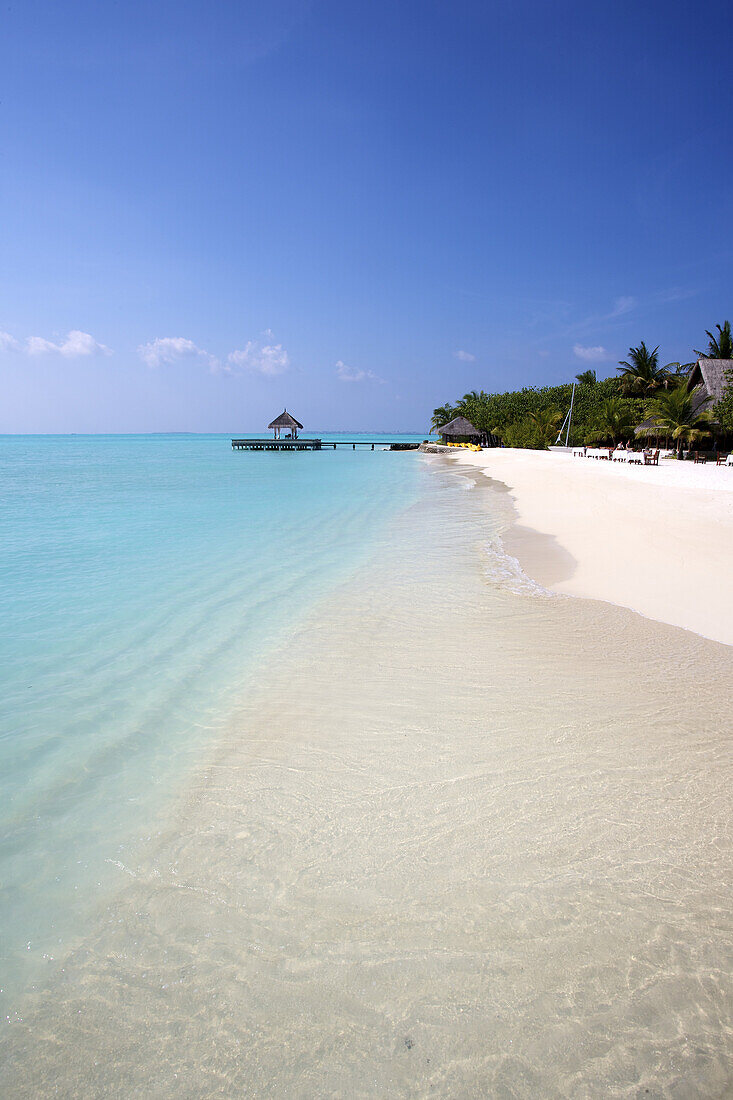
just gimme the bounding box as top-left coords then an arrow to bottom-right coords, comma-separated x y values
2,466 -> 732,1098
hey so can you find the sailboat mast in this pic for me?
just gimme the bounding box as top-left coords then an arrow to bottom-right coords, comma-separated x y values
565,382 -> 576,447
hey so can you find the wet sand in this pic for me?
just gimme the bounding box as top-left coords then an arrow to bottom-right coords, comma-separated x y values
2,465 -> 732,1098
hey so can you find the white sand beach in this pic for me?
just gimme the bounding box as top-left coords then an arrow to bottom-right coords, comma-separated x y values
452,448 -> 733,646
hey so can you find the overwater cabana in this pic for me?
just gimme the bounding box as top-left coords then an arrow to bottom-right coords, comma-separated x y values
232,408 -> 319,450
268,409 -> 304,440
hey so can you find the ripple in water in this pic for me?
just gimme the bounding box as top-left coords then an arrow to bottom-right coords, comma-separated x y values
1,454 -> 732,1098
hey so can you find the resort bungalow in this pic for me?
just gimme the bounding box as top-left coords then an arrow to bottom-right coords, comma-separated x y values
268,409 -> 303,440
635,357 -> 731,449
686,357 -> 730,417
439,416 -> 482,445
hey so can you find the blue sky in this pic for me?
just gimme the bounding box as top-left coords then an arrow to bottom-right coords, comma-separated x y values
1,0 -> 732,432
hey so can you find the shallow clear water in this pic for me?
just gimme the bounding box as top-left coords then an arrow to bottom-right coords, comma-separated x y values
0,433 -> 426,1014
1,451 -> 732,1098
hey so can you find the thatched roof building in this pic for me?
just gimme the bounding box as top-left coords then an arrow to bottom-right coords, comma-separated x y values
439,416 -> 481,443
268,409 -> 303,439
687,358 -> 730,416
635,357 -> 732,440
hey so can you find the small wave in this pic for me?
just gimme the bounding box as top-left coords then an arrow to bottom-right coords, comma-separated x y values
454,475 -> 476,491
104,858 -> 138,878
481,535 -> 555,597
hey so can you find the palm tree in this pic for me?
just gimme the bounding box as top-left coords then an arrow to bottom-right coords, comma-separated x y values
586,397 -> 638,445
617,342 -> 672,395
695,320 -> 733,359
575,369 -> 597,386
458,390 -> 489,407
528,406 -> 563,447
642,385 -> 713,455
430,404 -> 455,432
665,361 -> 695,384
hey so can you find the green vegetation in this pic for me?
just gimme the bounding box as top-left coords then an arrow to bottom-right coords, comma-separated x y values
695,320 -> 733,360
527,407 -> 563,447
575,369 -> 597,386
641,386 -> 713,453
434,318 -> 731,449
433,377 -> 641,448
585,397 -> 640,445
430,403 -> 456,432
616,342 -> 674,395
665,361 -> 695,383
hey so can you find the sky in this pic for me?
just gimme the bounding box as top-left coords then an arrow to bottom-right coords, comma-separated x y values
1,0 -> 732,432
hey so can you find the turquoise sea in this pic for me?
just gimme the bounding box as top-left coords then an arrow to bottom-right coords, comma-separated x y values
2,435 -> 732,1098
0,432 -> 428,1017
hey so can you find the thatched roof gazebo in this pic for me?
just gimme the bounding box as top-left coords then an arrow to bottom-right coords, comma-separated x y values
438,416 -> 481,444
268,409 -> 304,440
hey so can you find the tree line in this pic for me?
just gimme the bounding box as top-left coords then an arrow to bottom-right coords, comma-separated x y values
432,322 -> 733,450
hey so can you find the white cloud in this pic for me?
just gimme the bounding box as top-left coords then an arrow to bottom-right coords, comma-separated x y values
138,336 -> 217,370
31,330 -> 111,357
0,329 -> 111,357
573,344 -> 612,362
138,331 -> 290,377
25,336 -> 58,355
0,331 -> 20,353
66,330 -> 111,356
454,349 -> 476,362
610,296 -> 636,317
227,332 -> 290,376
655,286 -> 697,305
335,360 -> 384,383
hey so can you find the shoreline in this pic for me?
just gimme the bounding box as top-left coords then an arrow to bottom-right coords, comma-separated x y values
448,448 -> 733,646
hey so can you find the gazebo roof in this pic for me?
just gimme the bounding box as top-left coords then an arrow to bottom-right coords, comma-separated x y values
268,409 -> 304,430
439,416 -> 480,437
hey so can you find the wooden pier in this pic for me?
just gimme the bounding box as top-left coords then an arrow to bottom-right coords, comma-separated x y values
232,438 -> 322,451
233,413 -> 420,452
232,439 -> 420,452
232,409 -> 416,451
